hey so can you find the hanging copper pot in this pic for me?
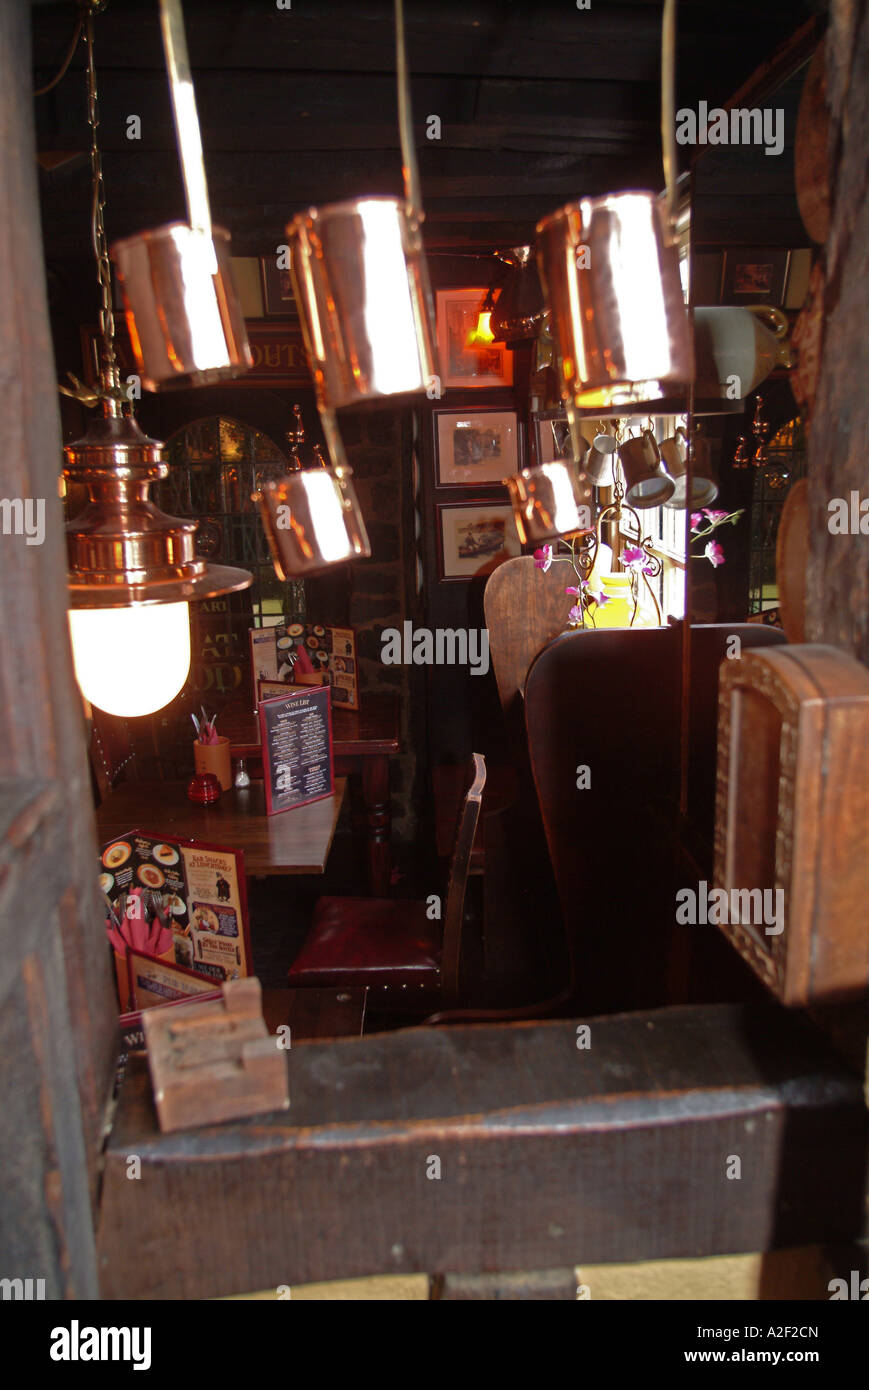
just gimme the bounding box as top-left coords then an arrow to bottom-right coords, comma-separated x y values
287,197 -> 438,410
536,192 -> 693,413
490,247 -> 545,347
504,461 -> 594,545
110,0 -> 250,390
254,467 -> 371,577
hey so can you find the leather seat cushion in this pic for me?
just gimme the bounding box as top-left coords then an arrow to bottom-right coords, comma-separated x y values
288,897 -> 441,988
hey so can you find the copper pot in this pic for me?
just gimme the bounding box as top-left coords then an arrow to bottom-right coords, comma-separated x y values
110,0 -> 251,391
254,467 -> 371,577
618,430 -> 675,509
536,192 -> 693,412
112,224 -> 251,391
287,198 -> 438,409
504,460 -> 594,545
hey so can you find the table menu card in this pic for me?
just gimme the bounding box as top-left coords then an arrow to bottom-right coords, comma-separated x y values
250,620 -> 358,709
258,685 -> 334,816
100,831 -> 252,985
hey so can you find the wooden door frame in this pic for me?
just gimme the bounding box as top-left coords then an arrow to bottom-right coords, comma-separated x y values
3,0 -> 867,1299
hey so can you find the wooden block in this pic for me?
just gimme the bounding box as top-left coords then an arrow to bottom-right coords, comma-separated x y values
715,645 -> 869,1005
143,978 -> 289,1132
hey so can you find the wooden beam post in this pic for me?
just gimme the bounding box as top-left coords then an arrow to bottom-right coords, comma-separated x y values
806,6 -> 869,663
0,0 -> 117,1298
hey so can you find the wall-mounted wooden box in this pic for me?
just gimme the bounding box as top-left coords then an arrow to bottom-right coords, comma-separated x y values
715,645 -> 869,1006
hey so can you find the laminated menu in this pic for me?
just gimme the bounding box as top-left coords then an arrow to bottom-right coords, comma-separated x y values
258,684 -> 334,816
250,620 -> 358,709
100,832 -> 252,989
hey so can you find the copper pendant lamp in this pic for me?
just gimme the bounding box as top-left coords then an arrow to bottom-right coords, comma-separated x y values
285,0 -> 438,420
64,8 -> 252,719
254,0 -> 433,576
534,0 -> 693,417
110,0 -> 251,390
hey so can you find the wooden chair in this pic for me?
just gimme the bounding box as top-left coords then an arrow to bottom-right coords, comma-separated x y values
289,753 -> 486,1010
523,622 -> 790,1016
524,626 -> 683,1016
484,555 -> 572,746
433,556 -> 569,870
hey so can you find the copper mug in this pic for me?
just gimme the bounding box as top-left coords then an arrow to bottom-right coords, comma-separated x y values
584,432 -> 618,487
504,460 -> 594,545
618,429 -> 675,509
287,198 -> 438,410
661,427 -> 719,510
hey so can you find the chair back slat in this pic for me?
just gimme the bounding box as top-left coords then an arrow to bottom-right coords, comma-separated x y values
484,557 -> 569,743
441,752 -> 486,1006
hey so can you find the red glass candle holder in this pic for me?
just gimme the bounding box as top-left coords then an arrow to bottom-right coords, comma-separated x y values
187,772 -> 222,805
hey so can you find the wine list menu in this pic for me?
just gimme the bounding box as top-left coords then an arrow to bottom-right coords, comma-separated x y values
258,685 -> 334,816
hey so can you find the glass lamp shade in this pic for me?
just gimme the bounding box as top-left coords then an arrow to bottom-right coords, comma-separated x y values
69,602 -> 191,716
536,192 -> 693,412
466,310 -> 495,346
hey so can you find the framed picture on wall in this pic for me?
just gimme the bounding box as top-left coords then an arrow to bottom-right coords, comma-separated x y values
531,412 -> 572,467
435,289 -> 514,389
437,500 -> 522,581
435,408 -> 519,486
259,257 -> 297,317
720,249 -> 791,306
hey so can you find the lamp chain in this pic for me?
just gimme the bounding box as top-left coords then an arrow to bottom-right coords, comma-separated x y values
84,6 -> 118,390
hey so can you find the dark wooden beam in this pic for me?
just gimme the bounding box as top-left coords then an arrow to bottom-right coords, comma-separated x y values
806,0 -> 869,662
97,1003 -> 869,1299
0,0 -> 117,1299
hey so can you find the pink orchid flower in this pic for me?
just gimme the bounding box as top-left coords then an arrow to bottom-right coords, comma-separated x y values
705,540 -> 725,568
622,544 -> 655,576
565,584 -> 581,596
690,512 -> 704,532
703,509 -> 730,524
568,604 -> 583,625
533,545 -> 553,572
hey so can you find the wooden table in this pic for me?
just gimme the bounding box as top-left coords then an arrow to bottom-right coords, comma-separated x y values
222,692 -> 400,895
96,778 -> 347,877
